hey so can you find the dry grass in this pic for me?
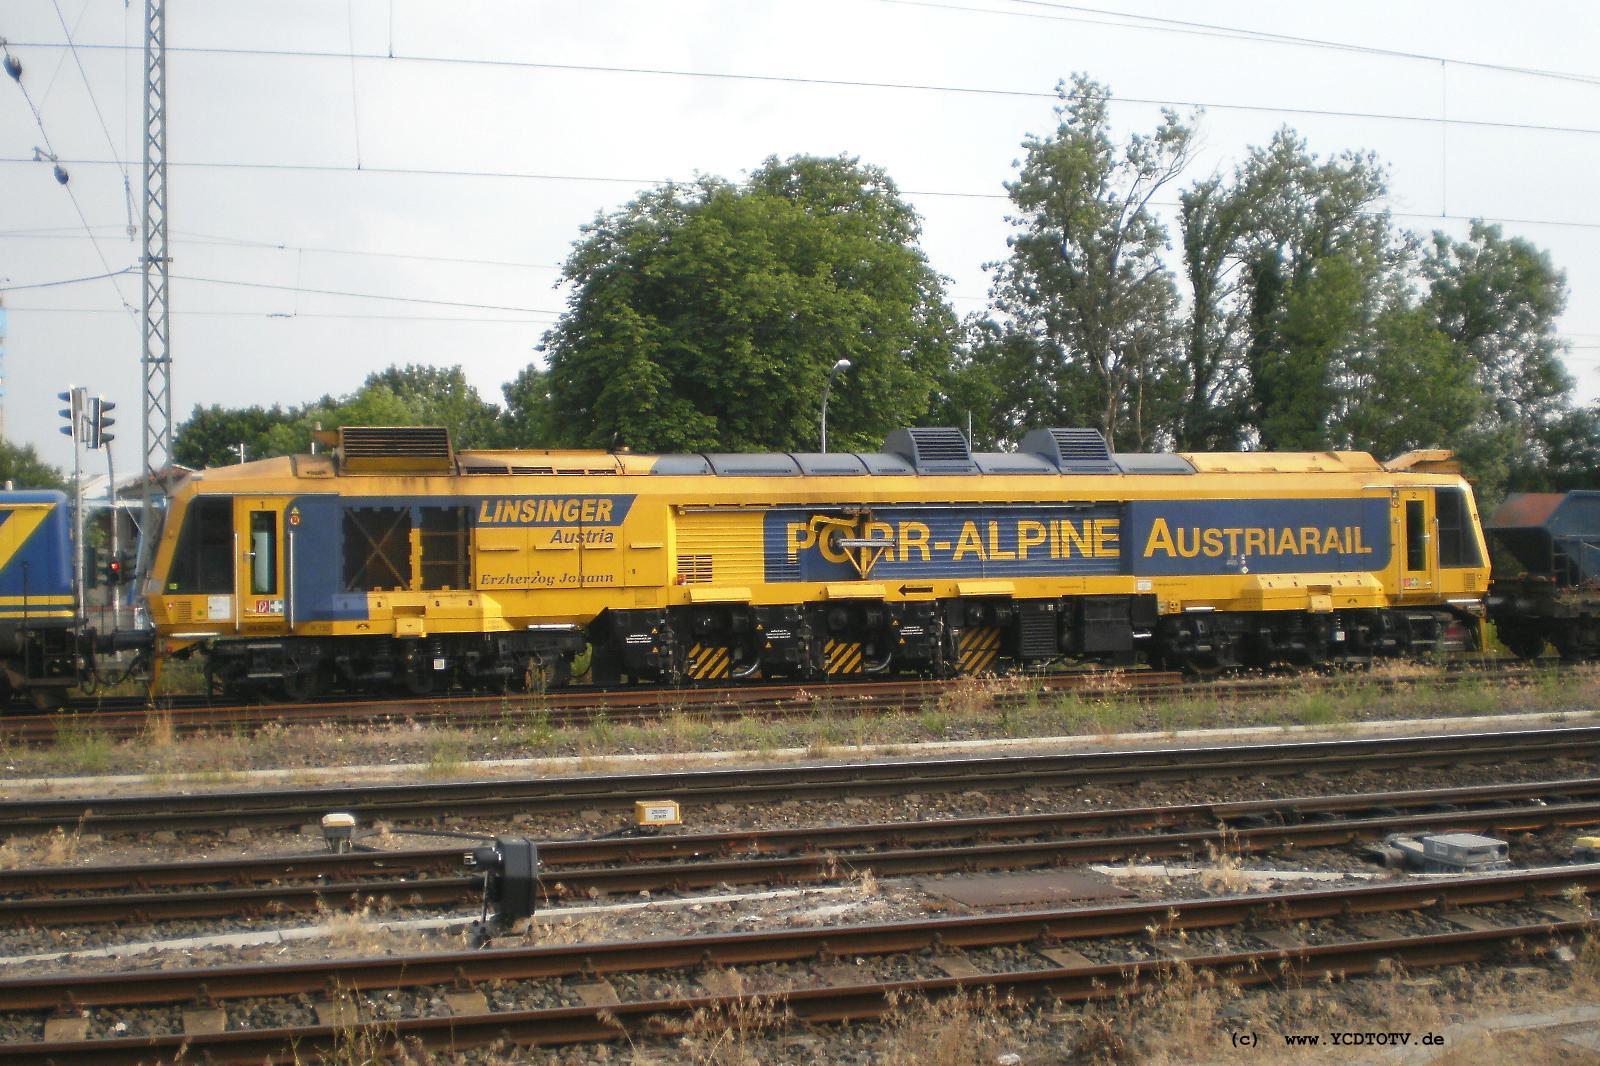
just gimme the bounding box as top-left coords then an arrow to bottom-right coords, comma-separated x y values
674,991 -> 792,1066
0,823 -> 84,868
11,662 -> 1600,784
875,989 -> 1037,1066
1197,830 -> 1259,895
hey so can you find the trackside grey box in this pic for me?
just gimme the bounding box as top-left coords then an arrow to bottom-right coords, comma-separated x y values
1420,832 -> 1510,871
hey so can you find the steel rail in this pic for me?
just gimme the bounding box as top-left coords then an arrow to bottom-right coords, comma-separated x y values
7,773 -> 1597,899
3,725 -> 1597,836
7,796 -> 1600,927
4,660 -> 1541,745
1,863 -> 1595,1014
9,771 -> 1600,921
3,919 -> 1583,1066
4,920 -> 1580,1065
4,669 -> 1187,743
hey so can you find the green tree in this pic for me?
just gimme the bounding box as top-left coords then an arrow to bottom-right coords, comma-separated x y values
1512,404 -> 1600,492
363,365 -> 501,448
0,440 -> 66,490
173,364 -> 502,464
1234,131 -> 1399,449
1424,221 -> 1572,500
1174,174 -> 1255,449
534,154 -> 957,453
983,76 -> 1191,449
497,365 -> 558,447
1334,302 -> 1482,462
173,404 -> 300,468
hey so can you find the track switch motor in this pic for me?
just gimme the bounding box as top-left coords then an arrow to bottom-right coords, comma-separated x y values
465,836 -> 538,947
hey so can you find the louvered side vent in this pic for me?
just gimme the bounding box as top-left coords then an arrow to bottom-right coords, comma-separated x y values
677,555 -> 714,583
881,427 -> 978,475
338,426 -> 455,475
1020,428 -> 1118,474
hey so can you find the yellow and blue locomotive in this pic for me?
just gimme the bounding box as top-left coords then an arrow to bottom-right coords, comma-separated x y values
0,490 -> 90,707
144,428 -> 1491,694
142,426 -> 1490,697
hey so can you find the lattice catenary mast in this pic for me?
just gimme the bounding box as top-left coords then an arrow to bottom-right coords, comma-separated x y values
138,0 -> 171,570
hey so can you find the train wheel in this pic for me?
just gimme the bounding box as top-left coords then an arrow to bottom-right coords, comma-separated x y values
403,658 -> 438,697
27,687 -> 62,712
281,665 -> 327,702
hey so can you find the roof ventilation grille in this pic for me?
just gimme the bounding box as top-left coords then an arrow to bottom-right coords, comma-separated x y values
881,427 -> 978,475
1021,428 -> 1118,474
338,426 -> 455,474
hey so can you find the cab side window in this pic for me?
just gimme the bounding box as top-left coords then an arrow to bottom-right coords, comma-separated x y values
166,497 -> 233,593
1434,488 -> 1481,568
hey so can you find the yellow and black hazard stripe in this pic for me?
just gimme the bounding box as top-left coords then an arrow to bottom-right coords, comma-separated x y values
956,626 -> 1002,675
823,639 -> 864,675
686,642 -> 733,682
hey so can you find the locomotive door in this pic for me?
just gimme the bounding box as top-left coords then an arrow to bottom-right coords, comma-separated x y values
234,498 -> 289,629
1399,489 -> 1437,594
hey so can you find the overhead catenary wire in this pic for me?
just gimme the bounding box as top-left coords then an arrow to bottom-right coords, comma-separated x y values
5,40 -> 1600,139
49,0 -> 137,237
168,272 -> 565,315
0,36 -> 135,313
5,156 -> 1599,234
0,266 -> 136,292
0,225 -> 565,270
890,0 -> 1600,88
5,305 -> 559,324
34,0 -> 87,105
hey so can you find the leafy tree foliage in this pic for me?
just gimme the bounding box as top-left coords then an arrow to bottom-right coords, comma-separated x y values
1174,174 -> 1254,449
527,154 -> 957,453
980,76 -> 1191,449
497,365 -> 557,447
363,365 -> 501,448
173,365 -> 501,466
1234,133 -> 1399,450
1423,222 -> 1573,500
963,82 -> 1587,496
172,404 -> 300,469
0,440 -> 66,490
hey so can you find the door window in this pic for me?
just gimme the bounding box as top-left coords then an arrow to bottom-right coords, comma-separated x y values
1405,498 -> 1426,571
249,511 -> 278,595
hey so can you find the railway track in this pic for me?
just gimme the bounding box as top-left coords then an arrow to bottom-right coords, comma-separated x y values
4,724 -> 1598,836
7,776 -> 1600,927
2,658 -> 1545,744
2,865 -> 1594,1064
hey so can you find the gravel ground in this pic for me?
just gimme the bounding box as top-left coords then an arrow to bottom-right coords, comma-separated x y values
1,702 -> 1596,1063
0,891 -> 1587,1050
6,750 -> 1598,871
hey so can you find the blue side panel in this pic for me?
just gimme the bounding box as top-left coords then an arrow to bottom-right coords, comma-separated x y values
763,504 -> 1126,583
0,491 -> 73,601
287,496 -> 369,622
283,493 -> 642,622
1127,498 -> 1391,576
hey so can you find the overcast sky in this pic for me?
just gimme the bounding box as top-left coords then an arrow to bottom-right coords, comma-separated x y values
3,0 -> 1598,474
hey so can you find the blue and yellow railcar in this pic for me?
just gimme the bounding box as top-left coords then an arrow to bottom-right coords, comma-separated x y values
143,426 -> 1489,696
0,490 -> 83,706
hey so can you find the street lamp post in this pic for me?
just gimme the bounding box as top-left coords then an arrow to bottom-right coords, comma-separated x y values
819,358 -> 851,453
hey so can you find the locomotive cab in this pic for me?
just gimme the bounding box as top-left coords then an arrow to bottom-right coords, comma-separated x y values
0,490 -> 85,708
